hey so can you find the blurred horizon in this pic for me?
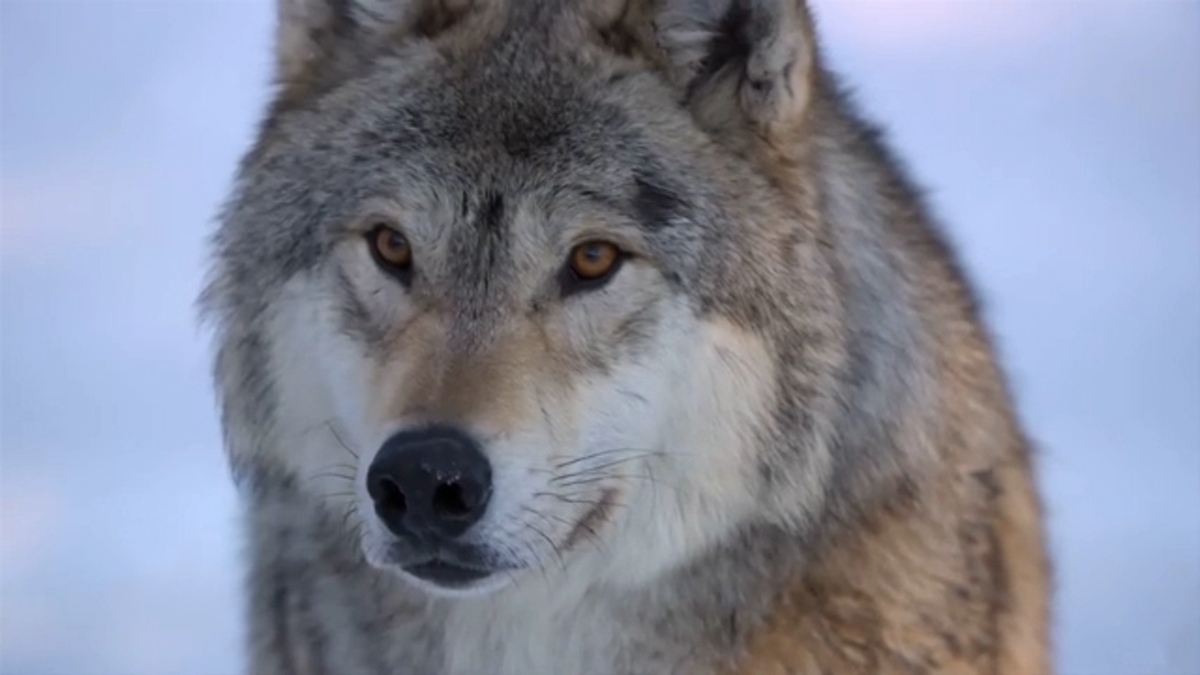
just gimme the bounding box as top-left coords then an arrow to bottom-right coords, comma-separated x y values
3,1 -> 1198,673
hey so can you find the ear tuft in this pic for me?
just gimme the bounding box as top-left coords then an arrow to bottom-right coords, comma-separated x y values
274,0 -> 475,94
655,0 -> 817,134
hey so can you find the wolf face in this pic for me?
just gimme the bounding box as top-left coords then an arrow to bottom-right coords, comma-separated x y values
207,0 -> 879,599
206,2 -> 1052,670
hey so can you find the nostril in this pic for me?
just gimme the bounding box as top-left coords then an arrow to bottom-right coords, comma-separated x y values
432,481 -> 474,518
375,477 -> 408,516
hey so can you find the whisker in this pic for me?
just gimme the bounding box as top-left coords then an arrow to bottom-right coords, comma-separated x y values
551,447 -> 658,470
623,470 -> 678,493
322,490 -> 359,498
531,492 -> 607,506
645,460 -> 662,523
522,538 -> 549,583
497,541 -> 526,592
306,470 -> 357,484
522,519 -> 565,571
552,475 -> 617,490
550,453 -> 661,484
523,506 -> 574,529
559,470 -> 678,493
616,388 -> 649,405
552,469 -> 679,492
573,518 -> 606,553
340,503 -> 360,531
309,462 -> 357,473
529,501 -> 612,556
325,421 -> 359,460
532,491 -> 629,512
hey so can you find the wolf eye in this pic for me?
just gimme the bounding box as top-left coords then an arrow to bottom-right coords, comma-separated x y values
560,241 -> 625,297
367,225 -> 413,278
569,241 -> 621,281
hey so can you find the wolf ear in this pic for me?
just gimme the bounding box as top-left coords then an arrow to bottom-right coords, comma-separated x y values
275,0 -> 471,88
654,0 -> 818,136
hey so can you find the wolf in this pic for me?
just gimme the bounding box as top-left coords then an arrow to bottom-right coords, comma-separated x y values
201,0 -> 1052,672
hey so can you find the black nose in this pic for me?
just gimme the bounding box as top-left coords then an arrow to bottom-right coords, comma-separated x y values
366,426 -> 493,540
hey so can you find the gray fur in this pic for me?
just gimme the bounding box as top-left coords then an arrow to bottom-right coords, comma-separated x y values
203,0 -> 1051,672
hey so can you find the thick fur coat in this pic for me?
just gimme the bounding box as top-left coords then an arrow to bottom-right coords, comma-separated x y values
202,0 -> 1053,672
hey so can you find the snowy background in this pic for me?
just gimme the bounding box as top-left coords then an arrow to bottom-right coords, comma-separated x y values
2,1 -> 1197,673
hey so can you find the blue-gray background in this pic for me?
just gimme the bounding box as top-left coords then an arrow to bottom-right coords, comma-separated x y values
2,1 -> 1197,672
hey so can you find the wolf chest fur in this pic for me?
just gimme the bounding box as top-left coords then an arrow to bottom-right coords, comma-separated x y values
202,0 -> 1053,672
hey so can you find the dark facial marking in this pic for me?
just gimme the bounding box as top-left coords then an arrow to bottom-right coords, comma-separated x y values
452,190 -> 511,326
633,168 -> 687,229
472,191 -> 507,285
477,191 -> 505,235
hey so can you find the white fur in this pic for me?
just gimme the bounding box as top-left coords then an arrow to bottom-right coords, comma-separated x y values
257,249 -> 780,675
262,276 -> 367,520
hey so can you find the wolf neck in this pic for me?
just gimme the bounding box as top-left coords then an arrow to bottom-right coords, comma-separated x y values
250,470 -> 799,674
430,523 -> 801,675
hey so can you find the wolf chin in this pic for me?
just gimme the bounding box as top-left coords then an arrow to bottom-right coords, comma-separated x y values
201,0 -> 1052,672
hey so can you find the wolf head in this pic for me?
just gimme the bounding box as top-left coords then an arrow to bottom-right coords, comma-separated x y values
205,0 -> 929,597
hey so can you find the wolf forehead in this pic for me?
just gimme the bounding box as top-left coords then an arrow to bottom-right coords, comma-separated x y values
216,35 -> 737,295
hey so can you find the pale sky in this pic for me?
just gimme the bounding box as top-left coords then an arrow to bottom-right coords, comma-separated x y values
2,1 -> 1198,673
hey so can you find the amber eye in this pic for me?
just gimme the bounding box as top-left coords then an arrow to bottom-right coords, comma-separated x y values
568,241 -> 621,281
368,225 -> 412,271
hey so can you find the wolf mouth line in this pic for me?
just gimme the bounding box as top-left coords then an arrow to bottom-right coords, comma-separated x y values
403,559 -> 496,586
